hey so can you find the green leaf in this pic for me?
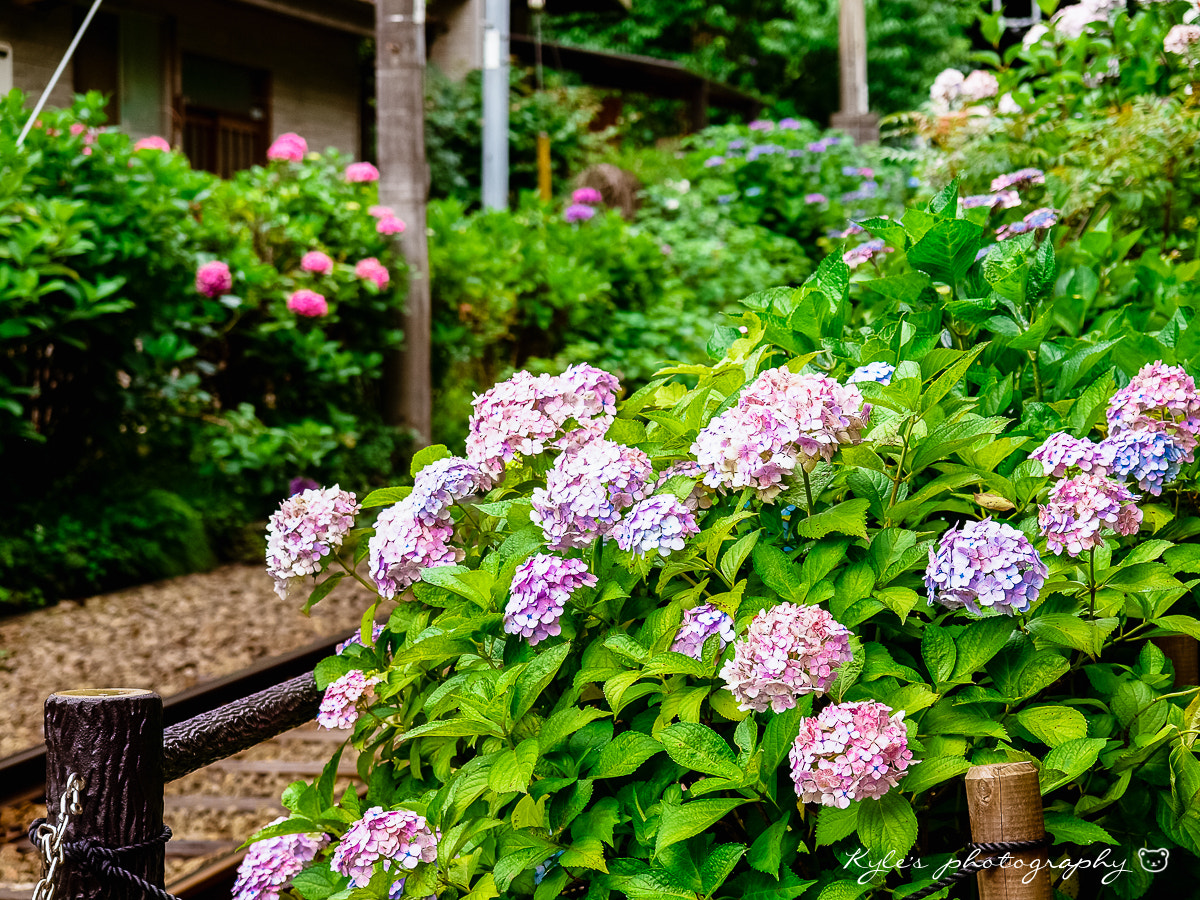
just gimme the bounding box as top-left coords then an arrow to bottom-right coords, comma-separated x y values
700,843 -> 747,894
1028,614 -> 1118,657
907,219 -> 983,285
559,837 -> 609,872
361,486 -> 411,509
900,755 -> 972,795
1105,563 -> 1185,594
659,722 -> 743,780
752,543 -> 806,603
1043,812 -> 1118,846
1151,615 -> 1200,640
748,813 -> 789,878
926,178 -> 960,217
720,530 -> 761,585
1054,338 -> 1123,400
655,798 -> 750,856
793,498 -> 870,541
950,617 -> 1015,684
762,703 -> 809,773
920,344 -> 987,413
922,625 -> 956,687
302,573 -> 346,614
858,792 -> 918,863
1040,738 -> 1108,793
1017,706 -> 1088,747
411,444 -> 452,477
815,804 -> 859,846
290,862 -> 344,900
489,738 -> 539,793
591,731 -> 664,778
512,642 -> 572,721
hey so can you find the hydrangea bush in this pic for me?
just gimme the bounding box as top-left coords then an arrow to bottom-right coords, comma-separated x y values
247,185 -> 1200,900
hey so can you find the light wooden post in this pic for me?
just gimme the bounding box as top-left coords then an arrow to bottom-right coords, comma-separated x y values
965,762 -> 1052,900
1153,636 -> 1199,686
377,0 -> 433,446
830,0 -> 879,143
44,688 -> 165,900
537,133 -> 552,201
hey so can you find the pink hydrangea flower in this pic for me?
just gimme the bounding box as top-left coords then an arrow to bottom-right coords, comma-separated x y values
925,518 -> 1047,615
719,603 -> 853,713
564,203 -> 596,223
195,261 -> 233,298
300,250 -> 334,275
331,808 -> 438,888
990,168 -> 1045,192
671,604 -> 736,659
69,122 -> 87,137
531,439 -> 655,550
345,161 -> 381,183
503,554 -> 597,645
377,215 -> 407,235
789,701 -> 913,808
1038,472 -> 1142,556
408,456 -> 492,525
133,136 -> 171,151
369,205 -> 395,219
288,289 -> 329,317
368,502 -> 462,600
692,368 -> 869,501
1029,433 -> 1113,478
466,365 -> 619,479
355,257 -> 390,288
265,486 -> 359,600
317,670 -> 383,730
232,817 -> 329,900
572,187 -> 603,205
612,495 -> 700,557
268,132 -> 308,162
1106,361 -> 1200,461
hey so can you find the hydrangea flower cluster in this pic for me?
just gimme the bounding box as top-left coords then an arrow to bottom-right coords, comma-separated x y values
344,161 -> 381,183
377,215 -> 406,235
134,135 -> 171,152
288,289 -> 328,317
301,250 -> 334,275
789,701 -> 913,808
267,132 -> 307,162
531,439 -> 655,549
925,518 -> 1048,615
990,168 -> 1045,192
317,669 -> 383,730
1165,24 -> 1200,57
1102,430 -> 1184,496
572,187 -> 603,205
1029,433 -> 1112,478
331,808 -> 438,888
1039,473 -> 1142,556
612,495 -> 700,557
232,818 -> 329,900
1106,361 -> 1200,459
847,361 -> 895,386
805,193 -> 827,204
503,554 -> 597,645
196,260 -> 233,298
466,365 -> 619,479
564,203 -> 597,223
368,457 -> 489,598
356,257 -> 390,288
671,604 -> 736,659
843,239 -> 893,269
266,486 -> 359,600
997,208 -> 1059,240
719,603 -> 853,713
692,368 -> 869,500
962,191 -> 1020,210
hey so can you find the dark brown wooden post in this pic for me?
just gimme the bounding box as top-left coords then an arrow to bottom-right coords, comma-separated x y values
1153,636 -> 1199,686
965,762 -> 1052,900
44,688 -> 165,900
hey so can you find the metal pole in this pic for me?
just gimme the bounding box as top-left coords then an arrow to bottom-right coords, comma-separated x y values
17,0 -> 106,147
482,0 -> 510,210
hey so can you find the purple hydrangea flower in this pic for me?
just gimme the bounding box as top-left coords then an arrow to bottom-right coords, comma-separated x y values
704,155 -> 726,167
289,476 -> 320,496
789,702 -> 914,808
963,190 -> 1020,210
719,602 -> 853,712
778,117 -> 803,129
990,168 -> 1045,191
266,486 -> 360,600
564,203 -> 596,223
925,518 -> 1047,615
1106,361 -> 1200,460
692,368 -> 870,501
530,439 -> 655,549
1029,433 -> 1113,478
503,554 -> 597,645
804,193 -> 827,204
1038,473 -> 1142,556
337,622 -> 386,654
408,457 -> 491,525
232,817 -> 329,900
847,362 -> 895,386
368,503 -> 462,599
749,119 -> 775,131
331,808 -> 438,888
727,140 -> 746,151
612,495 -> 700,557
466,365 -> 619,479
1024,207 -> 1059,229
318,670 -> 383,730
572,187 -> 603,205
671,603 -> 736,659
1101,429 -> 1185,496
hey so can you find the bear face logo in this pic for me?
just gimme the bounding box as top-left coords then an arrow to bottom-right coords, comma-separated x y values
1137,848 -> 1169,873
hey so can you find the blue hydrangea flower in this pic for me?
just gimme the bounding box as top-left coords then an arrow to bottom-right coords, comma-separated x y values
848,362 -> 895,386
925,518 -> 1047,615
1101,429 -> 1185,496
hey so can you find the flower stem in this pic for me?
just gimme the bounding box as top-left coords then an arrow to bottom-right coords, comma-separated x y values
802,468 -> 815,517
338,555 -> 378,594
1088,546 -> 1097,618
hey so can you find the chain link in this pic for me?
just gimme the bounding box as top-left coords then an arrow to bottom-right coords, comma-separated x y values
31,773 -> 86,900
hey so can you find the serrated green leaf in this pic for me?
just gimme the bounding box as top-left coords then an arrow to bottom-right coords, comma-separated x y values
858,792 -> 918,863
1017,706 -> 1088,748
591,731 -> 664,778
655,799 -> 750,856
793,498 -> 870,541
659,722 -> 742,779
900,755 -> 972,794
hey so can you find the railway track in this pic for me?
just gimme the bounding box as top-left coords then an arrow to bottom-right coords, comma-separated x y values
0,627 -> 358,900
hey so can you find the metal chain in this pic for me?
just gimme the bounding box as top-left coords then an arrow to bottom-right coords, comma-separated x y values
31,773 -> 85,900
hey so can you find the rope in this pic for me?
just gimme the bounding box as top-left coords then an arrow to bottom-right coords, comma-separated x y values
903,838 -> 1049,900
28,819 -> 180,900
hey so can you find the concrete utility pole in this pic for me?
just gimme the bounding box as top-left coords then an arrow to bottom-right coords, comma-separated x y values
482,0 -> 510,209
377,0 -> 432,445
830,0 -> 879,143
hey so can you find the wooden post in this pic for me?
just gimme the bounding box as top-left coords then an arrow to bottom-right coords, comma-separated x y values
829,0 -> 879,143
965,762 -> 1052,900
1153,636 -> 1199,686
377,0 -> 433,446
537,132 -> 552,201
44,688 -> 165,900
689,80 -> 710,134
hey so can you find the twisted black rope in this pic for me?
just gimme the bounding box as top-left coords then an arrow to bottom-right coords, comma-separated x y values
28,818 -> 179,900
903,838 -> 1049,900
